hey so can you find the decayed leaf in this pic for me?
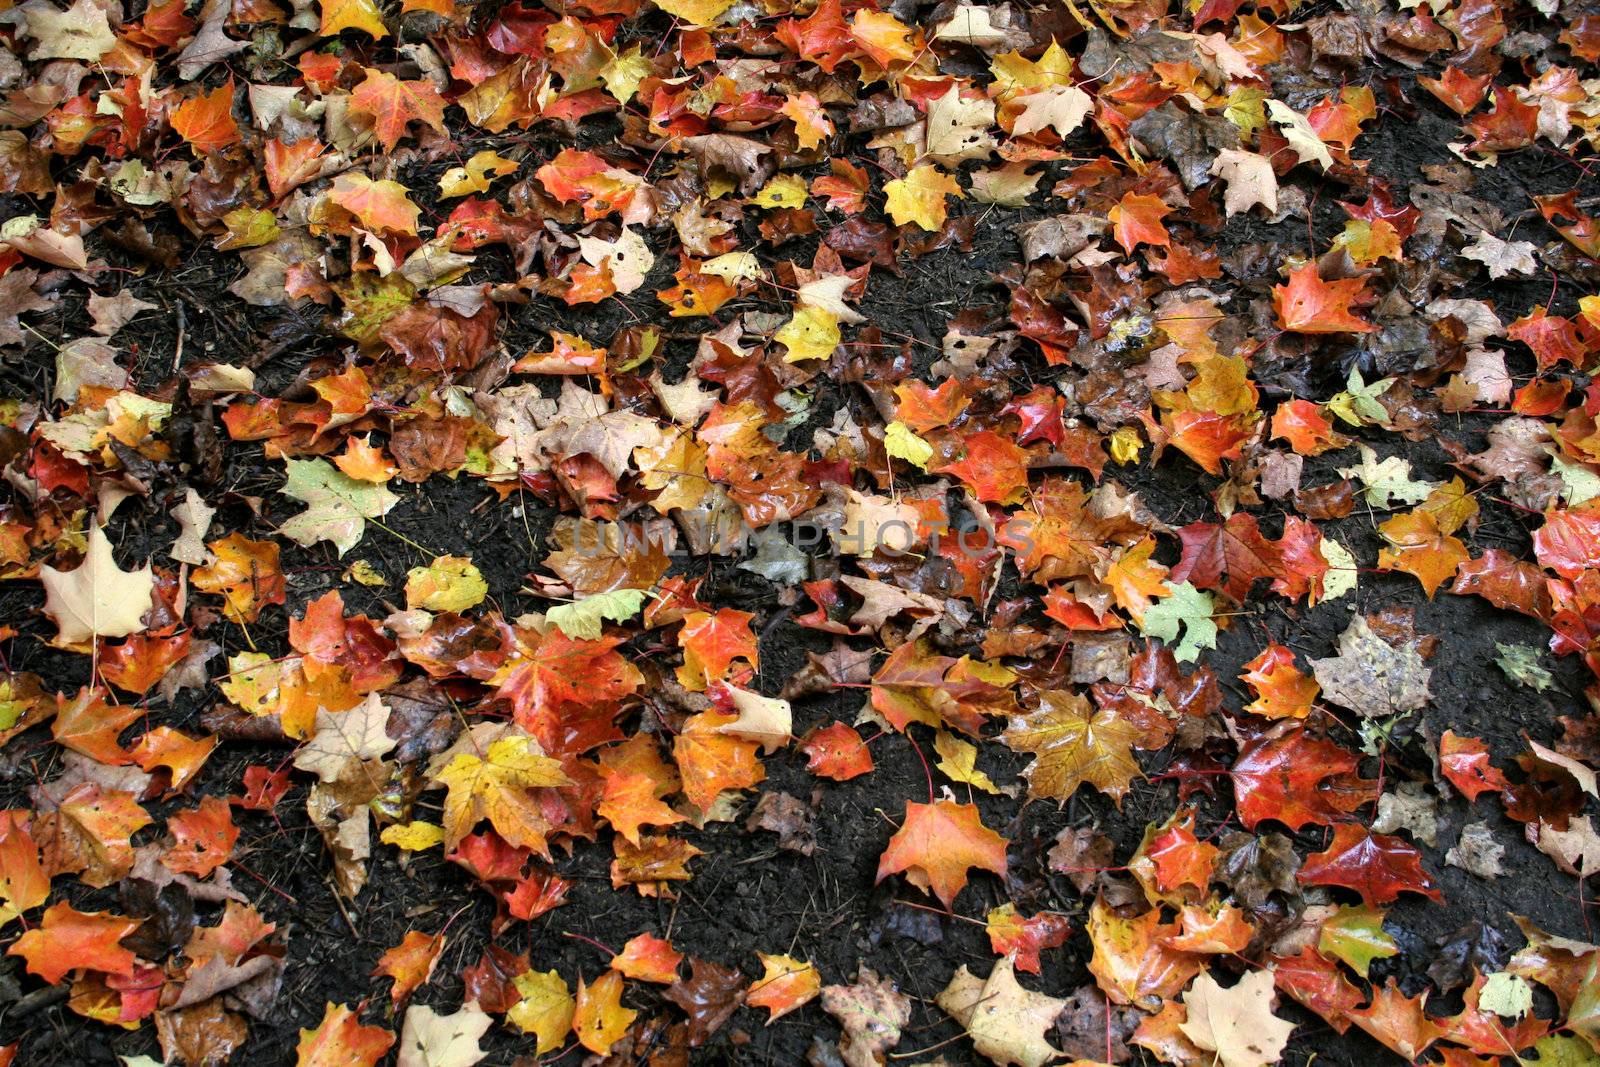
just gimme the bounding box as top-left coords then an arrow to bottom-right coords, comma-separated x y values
1209,149 -> 1279,216
25,0 -> 116,60
1311,616 -> 1433,717
937,954 -> 1067,1067
293,694 -> 396,783
821,970 -> 912,1067
40,526 -> 154,645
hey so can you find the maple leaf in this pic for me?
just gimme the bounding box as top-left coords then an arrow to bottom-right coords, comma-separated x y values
433,735 -> 572,853
171,80 -> 241,154
850,9 -> 918,65
610,933 -> 682,984
327,174 -> 421,237
875,799 -> 1008,908
506,969 -> 573,1053
935,429 -> 1029,503
1273,264 -> 1376,334
1266,98 -> 1334,168
1179,969 -> 1296,1067
676,608 -> 758,691
573,970 -> 637,1055
938,955 -> 1067,1067
40,525 -> 153,646
397,1002 -> 490,1067
1209,149 -> 1279,216
821,970 -> 912,1067
297,1003 -> 395,1067
1086,898 -> 1203,1010
924,86 -> 997,165
1230,725 -> 1377,831
405,556 -> 488,613
375,931 -> 445,1007
883,165 -> 963,231
673,710 -> 765,811
1141,582 -> 1219,663
665,957 -> 746,1046
1170,513 -> 1283,603
25,0 -> 116,60
1241,644 -> 1319,720
748,954 -> 820,1021
1001,689 -> 1143,804
350,69 -> 446,151
1011,84 -> 1093,138
598,769 -> 684,845
1439,730 -> 1511,801
985,905 -> 1072,974
800,723 -> 875,781
8,901 -> 140,984
1346,980 -> 1444,1061
1298,824 -> 1442,905
280,458 -> 401,555
319,0 -> 387,37
164,795 -> 239,877
1109,192 -> 1172,254
655,0 -> 732,26
293,694 -> 396,783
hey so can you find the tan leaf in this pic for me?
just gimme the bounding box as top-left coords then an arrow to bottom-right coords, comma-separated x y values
40,526 -> 154,646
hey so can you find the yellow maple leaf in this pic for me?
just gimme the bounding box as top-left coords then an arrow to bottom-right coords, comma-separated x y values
1001,689 -> 1143,804
654,0 -> 732,28
883,165 -> 962,231
434,736 -> 572,852
776,305 -> 841,362
319,0 -> 387,38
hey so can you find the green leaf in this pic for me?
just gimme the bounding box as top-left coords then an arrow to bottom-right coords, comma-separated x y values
1338,444 -> 1435,508
1326,368 -> 1395,427
1140,582 -> 1217,663
279,458 -> 400,556
1317,905 -> 1398,978
547,588 -> 648,640
1496,641 -> 1557,693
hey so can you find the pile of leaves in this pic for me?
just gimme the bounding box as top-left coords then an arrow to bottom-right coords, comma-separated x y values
4,0 -> 1600,1060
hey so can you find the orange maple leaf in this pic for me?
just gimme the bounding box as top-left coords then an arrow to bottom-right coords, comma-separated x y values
373,930 -> 445,1006
349,68 -> 446,152
874,799 -> 1008,908
1273,263 -> 1377,334
296,1002 -> 395,1067
171,79 -> 240,154
327,173 -> 421,237
1109,192 -> 1172,254
8,901 -> 140,984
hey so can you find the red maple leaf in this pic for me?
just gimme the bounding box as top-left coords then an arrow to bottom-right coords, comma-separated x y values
1170,513 -> 1284,603
1230,726 -> 1377,831
1297,825 -> 1442,905
1438,730 -> 1511,802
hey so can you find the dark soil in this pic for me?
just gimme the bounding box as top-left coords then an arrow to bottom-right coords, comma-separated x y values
2,50 -> 1599,1067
